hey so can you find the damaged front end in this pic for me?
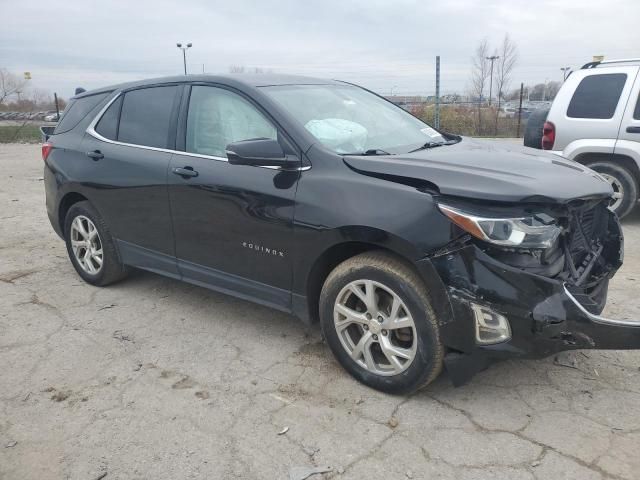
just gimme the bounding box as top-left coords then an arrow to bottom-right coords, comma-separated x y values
423,197 -> 632,386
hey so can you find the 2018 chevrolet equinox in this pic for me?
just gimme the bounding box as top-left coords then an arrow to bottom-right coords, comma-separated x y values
43,74 -> 634,393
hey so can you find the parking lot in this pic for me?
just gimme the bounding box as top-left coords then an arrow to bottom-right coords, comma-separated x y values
1,142 -> 640,480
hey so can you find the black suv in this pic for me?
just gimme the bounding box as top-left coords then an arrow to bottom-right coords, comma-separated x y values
43,74 -> 635,393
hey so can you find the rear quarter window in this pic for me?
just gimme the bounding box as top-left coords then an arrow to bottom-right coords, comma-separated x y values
54,92 -> 110,134
634,92 -> 640,120
95,95 -> 123,140
567,73 -> 627,119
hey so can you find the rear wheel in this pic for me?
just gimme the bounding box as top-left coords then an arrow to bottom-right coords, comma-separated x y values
64,201 -> 128,286
319,252 -> 443,394
587,161 -> 638,219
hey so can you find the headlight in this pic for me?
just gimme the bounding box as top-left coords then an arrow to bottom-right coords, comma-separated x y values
438,204 -> 562,248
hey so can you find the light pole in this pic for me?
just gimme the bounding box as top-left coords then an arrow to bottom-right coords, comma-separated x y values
486,55 -> 499,106
176,43 -> 192,75
561,66 -> 571,81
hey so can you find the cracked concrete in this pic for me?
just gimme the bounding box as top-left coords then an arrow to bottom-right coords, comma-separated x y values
1,143 -> 640,480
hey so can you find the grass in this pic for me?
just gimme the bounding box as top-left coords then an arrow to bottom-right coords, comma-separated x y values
0,125 -> 42,143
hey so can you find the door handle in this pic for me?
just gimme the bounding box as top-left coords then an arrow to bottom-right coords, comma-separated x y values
172,166 -> 199,178
86,150 -> 104,161
626,126 -> 640,134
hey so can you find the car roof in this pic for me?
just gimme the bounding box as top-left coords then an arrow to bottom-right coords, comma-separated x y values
73,73 -> 343,100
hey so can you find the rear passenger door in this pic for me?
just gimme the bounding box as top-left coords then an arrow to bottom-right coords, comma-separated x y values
84,85 -> 182,276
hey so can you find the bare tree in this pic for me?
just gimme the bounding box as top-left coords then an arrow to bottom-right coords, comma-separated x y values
494,34 -> 518,134
545,81 -> 561,100
0,68 -> 28,106
30,88 -> 51,106
470,39 -> 490,135
529,83 -> 545,101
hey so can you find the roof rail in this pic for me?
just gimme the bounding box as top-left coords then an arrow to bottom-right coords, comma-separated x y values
581,58 -> 640,69
600,58 -> 640,64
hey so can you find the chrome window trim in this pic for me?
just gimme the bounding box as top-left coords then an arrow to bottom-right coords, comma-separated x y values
85,91 -> 311,171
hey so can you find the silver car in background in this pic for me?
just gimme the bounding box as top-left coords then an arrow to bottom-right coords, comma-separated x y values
540,58 -> 640,218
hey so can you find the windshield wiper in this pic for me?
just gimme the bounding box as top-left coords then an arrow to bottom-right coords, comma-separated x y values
408,138 -> 460,153
343,149 -> 392,156
408,141 -> 445,153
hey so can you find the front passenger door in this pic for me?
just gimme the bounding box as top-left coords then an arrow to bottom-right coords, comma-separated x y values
168,85 -> 301,311
616,68 -> 640,147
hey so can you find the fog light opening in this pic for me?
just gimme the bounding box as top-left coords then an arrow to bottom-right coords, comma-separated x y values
471,303 -> 511,345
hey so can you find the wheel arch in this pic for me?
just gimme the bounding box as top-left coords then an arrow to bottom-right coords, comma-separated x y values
58,192 -> 90,233
574,152 -> 640,190
300,239 -> 452,328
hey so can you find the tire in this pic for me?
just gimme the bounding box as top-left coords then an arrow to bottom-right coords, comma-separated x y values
586,161 -> 638,219
523,107 -> 549,149
319,251 -> 443,394
64,201 -> 128,286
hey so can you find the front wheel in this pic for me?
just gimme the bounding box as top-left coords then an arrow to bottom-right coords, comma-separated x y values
319,252 -> 443,394
587,161 -> 638,219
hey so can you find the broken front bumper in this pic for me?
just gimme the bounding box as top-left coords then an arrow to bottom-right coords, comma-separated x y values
424,240 -> 637,386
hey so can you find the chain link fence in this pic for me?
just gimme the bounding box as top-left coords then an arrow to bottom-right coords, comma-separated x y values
410,103 -> 528,137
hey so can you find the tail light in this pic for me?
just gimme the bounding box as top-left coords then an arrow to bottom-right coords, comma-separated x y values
541,121 -> 555,150
42,142 -> 53,161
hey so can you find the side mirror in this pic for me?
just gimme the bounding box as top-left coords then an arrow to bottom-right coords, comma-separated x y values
226,138 -> 299,169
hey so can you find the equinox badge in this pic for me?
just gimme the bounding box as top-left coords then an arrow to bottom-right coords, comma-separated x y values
242,241 -> 285,257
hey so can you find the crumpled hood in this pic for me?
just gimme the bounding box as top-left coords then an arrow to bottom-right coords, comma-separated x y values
343,138 -> 613,204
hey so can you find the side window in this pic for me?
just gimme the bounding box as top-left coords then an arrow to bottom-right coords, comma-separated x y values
186,86 -> 277,157
634,92 -> 640,120
118,86 -> 179,148
95,95 -> 122,140
54,92 -> 109,134
567,73 -> 627,119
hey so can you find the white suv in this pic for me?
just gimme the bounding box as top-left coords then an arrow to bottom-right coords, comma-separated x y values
541,58 -> 640,218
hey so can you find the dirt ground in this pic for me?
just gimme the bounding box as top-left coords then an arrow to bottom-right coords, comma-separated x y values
1,142 -> 640,480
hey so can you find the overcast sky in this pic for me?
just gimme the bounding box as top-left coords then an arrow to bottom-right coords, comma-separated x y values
2,0 -> 639,99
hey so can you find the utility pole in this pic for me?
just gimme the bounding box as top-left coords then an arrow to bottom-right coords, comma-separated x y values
486,55 -> 499,106
54,92 -> 60,121
561,66 -> 571,81
517,82 -> 524,138
435,56 -> 441,129
176,42 -> 193,75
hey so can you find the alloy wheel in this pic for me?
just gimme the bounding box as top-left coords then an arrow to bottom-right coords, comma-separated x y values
70,215 -> 103,275
333,279 -> 418,376
599,172 -> 625,212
